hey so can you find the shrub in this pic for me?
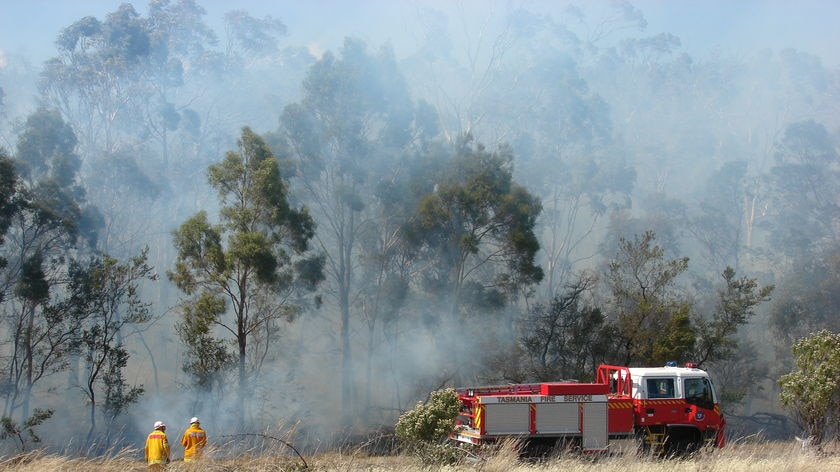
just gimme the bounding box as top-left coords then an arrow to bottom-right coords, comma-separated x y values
778,329 -> 840,448
395,388 -> 464,465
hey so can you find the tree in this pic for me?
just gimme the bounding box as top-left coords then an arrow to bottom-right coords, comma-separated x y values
405,136 -> 543,381
223,9 -> 286,61
766,120 -> 840,258
693,267 -> 774,367
0,109 -> 99,423
690,267 -> 773,409
778,329 -> 840,448
65,251 -> 154,446
769,244 -> 840,347
414,136 -> 542,314
169,127 -> 323,429
39,2 -> 220,264
518,272 -> 611,381
40,5 -> 150,156
143,0 -> 216,170
175,292 -> 234,393
0,150 -> 18,278
605,230 -> 693,366
275,38 -> 419,423
689,160 -> 751,275
475,12 -> 634,297
0,408 -> 53,452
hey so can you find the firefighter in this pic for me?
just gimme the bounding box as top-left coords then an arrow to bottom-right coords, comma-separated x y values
145,421 -> 170,470
181,416 -> 207,462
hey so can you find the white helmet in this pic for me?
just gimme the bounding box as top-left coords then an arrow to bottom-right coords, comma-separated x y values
154,421 -> 166,429
190,417 -> 200,424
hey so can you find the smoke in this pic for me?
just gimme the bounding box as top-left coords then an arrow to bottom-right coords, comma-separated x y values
0,0 -> 837,455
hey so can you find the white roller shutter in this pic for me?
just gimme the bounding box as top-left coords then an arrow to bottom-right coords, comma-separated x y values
581,403 -> 608,451
535,403 -> 579,433
484,404 -> 530,434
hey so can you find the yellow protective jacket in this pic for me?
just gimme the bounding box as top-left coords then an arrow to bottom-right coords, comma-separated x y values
180,424 -> 207,461
145,429 -> 170,464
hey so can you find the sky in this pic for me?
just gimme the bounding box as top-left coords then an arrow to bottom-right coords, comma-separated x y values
639,0 -> 840,66
0,0 -> 838,67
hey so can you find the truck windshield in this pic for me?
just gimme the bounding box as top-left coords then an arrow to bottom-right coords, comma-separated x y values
684,377 -> 715,410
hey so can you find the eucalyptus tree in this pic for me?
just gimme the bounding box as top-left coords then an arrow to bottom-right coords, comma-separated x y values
275,38 -> 418,421
38,2 -> 219,263
518,272 -> 612,382
605,230 -> 694,366
0,108 -> 100,422
40,1 -> 215,163
692,267 -> 773,367
688,160 -> 751,275
143,0 -> 217,170
61,251 -> 154,446
349,120 -> 442,414
769,243 -> 840,347
40,4 -> 151,157
404,4 -> 634,301
0,149 -> 19,276
692,267 -> 773,407
169,127 -> 323,429
766,120 -> 839,259
482,12 -> 633,297
405,135 -> 543,380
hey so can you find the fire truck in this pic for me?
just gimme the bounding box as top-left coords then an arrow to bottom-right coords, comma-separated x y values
451,362 -> 726,455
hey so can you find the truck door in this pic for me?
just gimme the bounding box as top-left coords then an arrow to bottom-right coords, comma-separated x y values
683,377 -> 714,411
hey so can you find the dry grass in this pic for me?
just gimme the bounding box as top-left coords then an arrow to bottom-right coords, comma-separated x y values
1,440 -> 839,471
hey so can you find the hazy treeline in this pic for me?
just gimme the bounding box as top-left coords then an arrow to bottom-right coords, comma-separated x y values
0,0 -> 837,454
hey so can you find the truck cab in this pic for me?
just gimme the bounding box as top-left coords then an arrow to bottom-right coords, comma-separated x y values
630,364 -> 716,401
599,363 -> 726,454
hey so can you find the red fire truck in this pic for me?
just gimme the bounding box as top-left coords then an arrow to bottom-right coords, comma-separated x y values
451,363 -> 726,454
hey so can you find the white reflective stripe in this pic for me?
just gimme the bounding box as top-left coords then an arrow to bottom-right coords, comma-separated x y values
478,394 -> 607,404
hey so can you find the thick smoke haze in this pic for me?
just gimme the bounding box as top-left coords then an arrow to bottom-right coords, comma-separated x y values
2,1 -> 839,66
0,0 -> 837,458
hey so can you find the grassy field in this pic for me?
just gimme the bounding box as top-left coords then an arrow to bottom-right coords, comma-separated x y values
0,440 -> 838,471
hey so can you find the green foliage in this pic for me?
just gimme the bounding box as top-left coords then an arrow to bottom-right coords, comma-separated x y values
694,267 -> 774,367
395,388 -> 459,442
770,246 -> 840,345
411,136 -> 543,317
0,151 -> 17,274
778,329 -> 840,447
12,107 -> 94,248
15,107 -> 79,186
395,388 -> 464,465
14,252 -> 50,304
0,108 -> 101,426
101,346 -> 144,422
519,273 -> 611,381
169,127 -> 322,427
607,230 -> 693,365
768,120 -> 840,256
0,408 -> 54,451
651,307 -> 694,364
67,251 -> 154,443
175,292 -> 235,391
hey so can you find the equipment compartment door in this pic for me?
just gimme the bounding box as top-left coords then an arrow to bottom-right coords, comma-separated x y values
535,403 -> 579,434
484,404 -> 530,434
581,403 -> 608,451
